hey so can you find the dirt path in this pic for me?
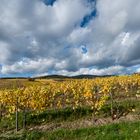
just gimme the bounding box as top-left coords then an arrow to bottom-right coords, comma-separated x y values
29,114 -> 140,132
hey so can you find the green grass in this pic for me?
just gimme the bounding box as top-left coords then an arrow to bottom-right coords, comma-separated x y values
0,107 -> 93,131
43,121 -> 140,140
1,121 -> 140,140
1,98 -> 140,132
26,107 -> 93,124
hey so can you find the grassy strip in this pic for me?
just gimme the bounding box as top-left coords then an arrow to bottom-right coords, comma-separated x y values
1,121 -> 140,140
43,121 -> 140,140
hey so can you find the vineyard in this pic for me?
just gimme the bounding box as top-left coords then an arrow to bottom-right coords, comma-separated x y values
0,75 -> 140,139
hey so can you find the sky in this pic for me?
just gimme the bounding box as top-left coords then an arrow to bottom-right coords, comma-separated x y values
0,0 -> 140,77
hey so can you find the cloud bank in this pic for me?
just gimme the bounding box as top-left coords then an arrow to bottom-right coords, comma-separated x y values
0,0 -> 140,76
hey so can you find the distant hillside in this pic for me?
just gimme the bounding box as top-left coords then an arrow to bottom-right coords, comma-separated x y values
0,74 -> 117,80
35,74 -> 69,79
34,74 -> 114,79
72,74 -> 98,79
0,77 -> 27,79
72,74 -> 114,79
133,72 -> 140,75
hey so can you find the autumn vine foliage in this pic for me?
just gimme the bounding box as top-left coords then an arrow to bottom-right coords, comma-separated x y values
0,74 -> 140,130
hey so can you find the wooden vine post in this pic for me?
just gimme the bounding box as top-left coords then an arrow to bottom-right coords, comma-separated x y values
16,96 -> 19,132
23,107 -> 26,130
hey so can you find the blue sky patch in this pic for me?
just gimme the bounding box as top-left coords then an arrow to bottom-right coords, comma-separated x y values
80,10 -> 97,27
80,0 -> 97,27
81,45 -> 88,54
43,0 -> 56,6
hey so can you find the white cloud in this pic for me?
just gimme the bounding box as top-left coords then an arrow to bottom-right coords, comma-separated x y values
0,41 -> 11,63
68,27 -> 91,45
1,58 -> 55,74
137,68 -> 140,73
39,65 -> 125,76
72,66 -> 125,76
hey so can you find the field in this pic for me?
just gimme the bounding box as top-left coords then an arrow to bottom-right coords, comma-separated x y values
0,75 -> 140,140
